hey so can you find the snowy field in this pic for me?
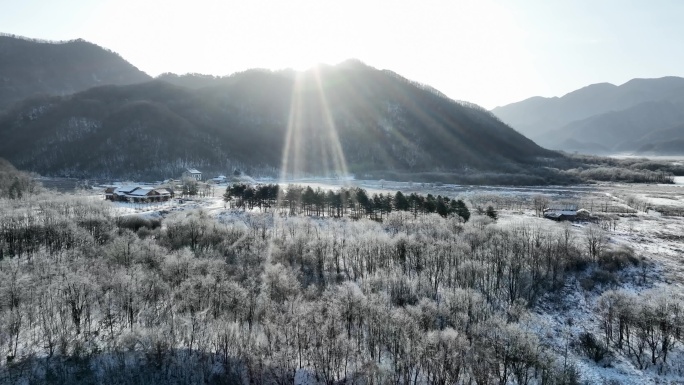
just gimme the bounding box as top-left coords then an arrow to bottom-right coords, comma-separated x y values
496,211 -> 684,384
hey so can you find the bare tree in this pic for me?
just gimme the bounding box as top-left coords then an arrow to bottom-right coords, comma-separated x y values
584,224 -> 607,261
532,195 -> 550,217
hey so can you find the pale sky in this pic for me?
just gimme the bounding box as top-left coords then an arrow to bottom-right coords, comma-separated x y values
2,0 -> 684,109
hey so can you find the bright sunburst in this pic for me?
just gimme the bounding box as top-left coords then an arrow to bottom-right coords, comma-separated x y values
279,67 -> 350,182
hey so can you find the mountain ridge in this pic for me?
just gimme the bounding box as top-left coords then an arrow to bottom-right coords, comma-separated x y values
492,76 -> 684,154
0,33 -> 151,112
0,62 -> 558,182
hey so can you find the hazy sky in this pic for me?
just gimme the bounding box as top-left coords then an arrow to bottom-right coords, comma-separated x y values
2,0 -> 684,109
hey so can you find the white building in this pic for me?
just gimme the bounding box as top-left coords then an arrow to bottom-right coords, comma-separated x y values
186,168 -> 202,181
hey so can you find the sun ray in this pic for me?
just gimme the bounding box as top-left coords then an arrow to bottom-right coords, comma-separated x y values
312,66 -> 350,183
279,74 -> 300,182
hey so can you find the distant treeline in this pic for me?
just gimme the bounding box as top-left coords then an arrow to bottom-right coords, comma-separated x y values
558,154 -> 680,183
224,183 -> 471,221
563,166 -> 675,184
0,33 -> 90,45
0,33 -> 126,59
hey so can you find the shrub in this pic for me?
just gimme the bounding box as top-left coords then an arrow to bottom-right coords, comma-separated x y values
577,332 -> 611,363
591,269 -> 618,287
599,247 -> 639,272
485,206 -> 498,220
580,269 -> 618,291
547,362 -> 582,385
117,215 -> 162,232
580,277 -> 595,291
565,252 -> 590,272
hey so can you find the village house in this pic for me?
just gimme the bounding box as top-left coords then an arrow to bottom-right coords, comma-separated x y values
543,204 -> 578,221
104,186 -> 173,203
185,168 -> 202,181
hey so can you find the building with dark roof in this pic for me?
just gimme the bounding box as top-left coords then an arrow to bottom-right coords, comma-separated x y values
105,186 -> 173,203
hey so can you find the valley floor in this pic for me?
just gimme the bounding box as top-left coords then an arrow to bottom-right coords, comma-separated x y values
95,179 -> 684,384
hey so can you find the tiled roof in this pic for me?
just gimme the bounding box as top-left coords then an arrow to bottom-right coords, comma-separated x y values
115,186 -> 141,194
128,188 -> 155,196
110,186 -> 172,198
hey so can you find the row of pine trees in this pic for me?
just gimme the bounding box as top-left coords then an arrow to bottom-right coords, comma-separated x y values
223,183 -> 471,221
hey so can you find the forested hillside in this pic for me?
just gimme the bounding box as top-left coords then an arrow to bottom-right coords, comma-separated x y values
0,61 -> 559,183
0,34 -> 150,112
0,157 -> 41,199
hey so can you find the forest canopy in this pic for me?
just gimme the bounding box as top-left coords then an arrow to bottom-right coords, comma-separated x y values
1,183 -> 680,384
223,183 -> 471,222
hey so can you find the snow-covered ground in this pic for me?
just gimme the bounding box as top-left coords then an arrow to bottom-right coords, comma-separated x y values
494,183 -> 684,384
493,210 -> 683,383
82,179 -> 684,384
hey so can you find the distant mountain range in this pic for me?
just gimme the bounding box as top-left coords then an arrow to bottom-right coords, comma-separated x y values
0,34 -> 151,113
492,77 -> 684,155
0,38 -> 557,182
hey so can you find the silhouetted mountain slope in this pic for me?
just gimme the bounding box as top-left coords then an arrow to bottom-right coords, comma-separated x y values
633,124 -> 684,155
0,34 -> 151,112
637,123 -> 684,143
492,77 -> 684,154
636,139 -> 684,155
535,100 -> 684,151
0,62 -> 557,181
